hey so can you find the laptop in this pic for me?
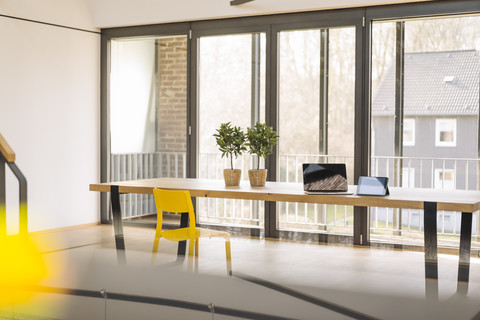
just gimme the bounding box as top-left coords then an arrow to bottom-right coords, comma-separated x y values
302,163 -> 353,194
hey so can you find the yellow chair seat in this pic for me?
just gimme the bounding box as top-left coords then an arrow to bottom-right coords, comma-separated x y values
161,228 -> 230,242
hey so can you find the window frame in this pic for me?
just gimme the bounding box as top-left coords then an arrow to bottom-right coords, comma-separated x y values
100,0 -> 480,245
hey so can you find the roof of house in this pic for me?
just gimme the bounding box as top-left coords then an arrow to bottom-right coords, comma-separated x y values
372,50 -> 480,116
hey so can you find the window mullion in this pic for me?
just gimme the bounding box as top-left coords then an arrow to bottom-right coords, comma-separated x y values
319,29 -> 329,155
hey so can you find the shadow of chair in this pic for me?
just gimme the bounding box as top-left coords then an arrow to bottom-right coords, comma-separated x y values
151,188 -> 232,275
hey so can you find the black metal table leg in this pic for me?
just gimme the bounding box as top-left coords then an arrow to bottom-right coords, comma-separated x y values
424,201 -> 438,298
176,212 -> 189,262
111,185 -> 126,264
457,212 -> 472,294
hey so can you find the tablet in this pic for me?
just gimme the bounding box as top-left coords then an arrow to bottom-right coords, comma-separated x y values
356,176 -> 389,196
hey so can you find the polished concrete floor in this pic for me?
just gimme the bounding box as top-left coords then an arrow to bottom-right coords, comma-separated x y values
1,224 -> 480,320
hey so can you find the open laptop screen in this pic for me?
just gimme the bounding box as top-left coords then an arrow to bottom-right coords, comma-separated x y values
302,163 -> 348,192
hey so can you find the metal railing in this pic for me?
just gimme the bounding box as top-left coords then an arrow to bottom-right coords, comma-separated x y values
198,153 -> 263,227
278,154 -> 354,232
371,156 -> 480,191
110,152 -> 479,237
110,152 -> 186,219
0,132 -> 28,236
6,284 -> 294,320
370,156 -> 479,236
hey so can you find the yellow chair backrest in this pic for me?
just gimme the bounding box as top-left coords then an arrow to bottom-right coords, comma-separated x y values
152,189 -> 196,229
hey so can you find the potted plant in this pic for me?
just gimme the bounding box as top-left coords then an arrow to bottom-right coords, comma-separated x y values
213,122 -> 247,186
246,122 -> 279,187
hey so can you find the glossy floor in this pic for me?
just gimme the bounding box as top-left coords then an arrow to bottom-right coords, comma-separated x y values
1,225 -> 479,320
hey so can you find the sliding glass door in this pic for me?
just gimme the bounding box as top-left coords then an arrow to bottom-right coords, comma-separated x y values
102,1 -> 478,245
277,26 -> 356,234
370,13 -> 480,243
196,32 -> 266,228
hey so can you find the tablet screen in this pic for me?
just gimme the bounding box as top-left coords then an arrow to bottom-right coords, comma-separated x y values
356,176 -> 389,196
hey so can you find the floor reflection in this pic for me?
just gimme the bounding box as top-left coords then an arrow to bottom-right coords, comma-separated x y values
1,225 -> 479,320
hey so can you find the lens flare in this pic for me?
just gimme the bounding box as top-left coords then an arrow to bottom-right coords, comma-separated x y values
0,234 -> 47,306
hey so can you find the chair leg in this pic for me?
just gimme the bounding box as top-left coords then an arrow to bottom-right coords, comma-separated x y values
194,238 -> 199,272
187,238 -> 195,272
225,240 -> 232,276
151,236 -> 160,266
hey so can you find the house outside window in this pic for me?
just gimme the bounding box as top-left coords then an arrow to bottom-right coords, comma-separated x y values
435,118 -> 456,147
403,118 -> 415,146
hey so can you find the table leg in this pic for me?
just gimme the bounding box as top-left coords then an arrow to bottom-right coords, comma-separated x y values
424,201 -> 438,298
457,212 -> 472,294
111,185 -> 126,264
176,212 -> 188,262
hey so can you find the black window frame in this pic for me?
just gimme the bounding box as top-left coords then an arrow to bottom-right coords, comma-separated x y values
100,0 -> 480,245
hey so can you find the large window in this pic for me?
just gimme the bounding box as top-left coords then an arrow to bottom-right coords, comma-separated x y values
277,26 -> 356,233
109,35 -> 188,218
370,13 -> 480,240
102,1 -> 479,245
371,16 -> 479,189
197,32 -> 266,227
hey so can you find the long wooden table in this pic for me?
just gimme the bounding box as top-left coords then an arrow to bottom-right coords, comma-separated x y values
90,178 -> 480,292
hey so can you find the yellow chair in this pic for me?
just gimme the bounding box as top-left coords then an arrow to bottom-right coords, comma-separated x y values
152,188 -> 232,275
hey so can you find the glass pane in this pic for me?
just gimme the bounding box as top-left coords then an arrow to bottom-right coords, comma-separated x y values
110,36 -> 188,218
197,33 -> 266,228
370,14 -> 480,244
277,27 -> 356,233
371,21 -> 396,174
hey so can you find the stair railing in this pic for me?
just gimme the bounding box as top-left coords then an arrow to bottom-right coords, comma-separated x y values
0,132 -> 27,236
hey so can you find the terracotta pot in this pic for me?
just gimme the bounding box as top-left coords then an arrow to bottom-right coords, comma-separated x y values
223,169 -> 241,186
248,169 -> 268,187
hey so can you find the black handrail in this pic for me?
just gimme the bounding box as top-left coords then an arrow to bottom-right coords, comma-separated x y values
0,145 -> 28,236
29,285 -> 295,320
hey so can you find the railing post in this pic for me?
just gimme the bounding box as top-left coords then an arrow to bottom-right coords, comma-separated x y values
0,154 -> 6,237
7,162 -> 28,234
392,157 -> 402,236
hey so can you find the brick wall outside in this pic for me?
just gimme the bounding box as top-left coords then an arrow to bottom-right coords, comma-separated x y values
157,36 -> 187,177
157,36 -> 187,153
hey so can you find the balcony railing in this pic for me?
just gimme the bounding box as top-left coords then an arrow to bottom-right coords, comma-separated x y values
110,152 -> 186,219
370,156 -> 479,237
110,152 -> 479,238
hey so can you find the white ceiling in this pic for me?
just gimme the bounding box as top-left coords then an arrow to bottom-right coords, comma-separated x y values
0,0 -> 432,31
93,0 -> 432,28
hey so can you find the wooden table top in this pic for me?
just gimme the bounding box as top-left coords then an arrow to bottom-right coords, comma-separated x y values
90,178 -> 480,213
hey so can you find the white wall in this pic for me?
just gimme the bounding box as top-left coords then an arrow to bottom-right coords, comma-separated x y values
0,0 -> 97,32
0,1 -> 100,232
94,0 -> 430,28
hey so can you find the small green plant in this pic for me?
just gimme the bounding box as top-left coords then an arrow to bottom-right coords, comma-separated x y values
246,122 -> 279,170
213,122 -> 247,170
